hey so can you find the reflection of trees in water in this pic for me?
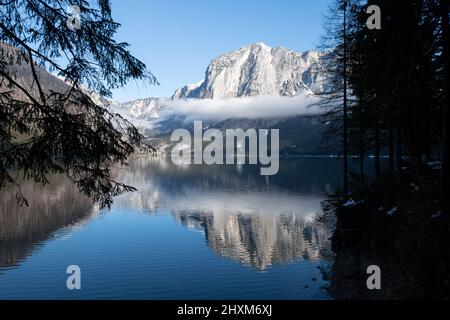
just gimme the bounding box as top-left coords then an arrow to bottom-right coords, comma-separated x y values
173,210 -> 332,270
0,175 -> 96,269
124,156 -> 342,195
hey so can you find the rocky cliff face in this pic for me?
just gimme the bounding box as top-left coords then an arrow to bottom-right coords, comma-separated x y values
173,42 -> 327,99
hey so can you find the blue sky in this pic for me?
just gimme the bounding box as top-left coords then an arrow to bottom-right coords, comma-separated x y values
110,0 -> 331,102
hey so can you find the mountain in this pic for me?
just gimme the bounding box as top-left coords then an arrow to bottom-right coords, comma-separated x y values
121,43 -> 336,155
2,42 -> 338,155
172,42 -> 327,99
125,42 -> 328,120
121,97 -> 164,120
0,43 -> 70,101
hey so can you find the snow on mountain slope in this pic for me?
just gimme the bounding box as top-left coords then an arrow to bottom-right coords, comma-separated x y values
117,43 -> 328,132
121,98 -> 165,120
172,42 -> 327,99
103,98 -> 176,134
172,80 -> 204,100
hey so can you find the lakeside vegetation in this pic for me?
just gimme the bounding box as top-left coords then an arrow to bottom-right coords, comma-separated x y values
320,0 -> 450,299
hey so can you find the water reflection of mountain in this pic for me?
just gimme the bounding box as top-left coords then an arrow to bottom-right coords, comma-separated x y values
0,175 -> 97,269
1,157 -> 335,272
117,157 -> 333,270
173,210 -> 330,270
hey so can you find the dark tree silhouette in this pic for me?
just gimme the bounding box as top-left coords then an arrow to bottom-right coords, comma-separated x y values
441,0 -> 450,204
0,0 -> 158,208
316,0 -> 355,198
320,0 -> 446,190
325,0 -> 450,299
342,0 -> 349,197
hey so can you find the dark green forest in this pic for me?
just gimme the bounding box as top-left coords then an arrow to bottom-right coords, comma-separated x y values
320,0 -> 450,299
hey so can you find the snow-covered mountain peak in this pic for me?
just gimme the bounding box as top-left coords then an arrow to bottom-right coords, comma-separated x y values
115,43 -> 329,137
250,41 -> 270,48
173,42 -> 326,100
172,80 -> 204,100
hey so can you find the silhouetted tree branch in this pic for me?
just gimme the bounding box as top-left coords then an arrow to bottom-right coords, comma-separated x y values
0,0 -> 158,208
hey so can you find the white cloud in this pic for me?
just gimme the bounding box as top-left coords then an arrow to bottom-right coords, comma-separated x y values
169,94 -> 322,123
107,93 -> 323,134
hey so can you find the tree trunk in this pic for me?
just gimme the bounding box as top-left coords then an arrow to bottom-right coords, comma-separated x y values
360,116 -> 365,189
375,120 -> 381,179
343,1 -> 349,198
389,125 -> 395,171
441,0 -> 450,202
396,126 -> 402,181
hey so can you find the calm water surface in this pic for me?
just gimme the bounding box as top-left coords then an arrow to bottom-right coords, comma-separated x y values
0,157 -> 352,299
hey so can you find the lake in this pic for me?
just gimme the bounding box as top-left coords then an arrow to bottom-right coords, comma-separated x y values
0,157 -> 355,300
